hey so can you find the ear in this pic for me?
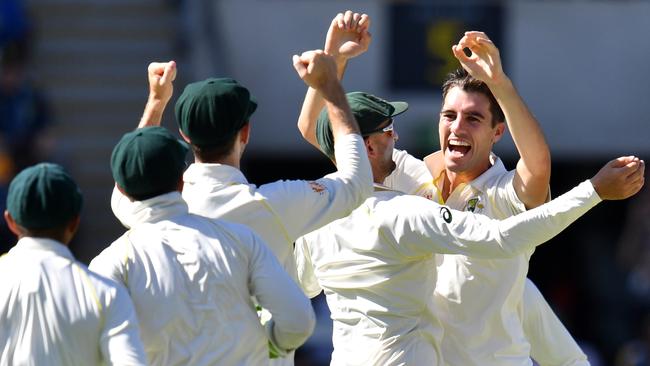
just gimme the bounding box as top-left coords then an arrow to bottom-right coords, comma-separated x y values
62,215 -> 81,245
364,137 -> 376,158
492,122 -> 506,144
178,129 -> 191,143
4,210 -> 21,237
239,123 -> 251,145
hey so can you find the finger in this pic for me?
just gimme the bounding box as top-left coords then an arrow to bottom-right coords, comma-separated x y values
452,44 -> 471,62
160,61 -> 177,85
334,13 -> 344,29
147,62 -> 166,77
292,54 -> 307,76
351,12 -> 361,30
343,10 -> 353,28
358,14 -> 370,30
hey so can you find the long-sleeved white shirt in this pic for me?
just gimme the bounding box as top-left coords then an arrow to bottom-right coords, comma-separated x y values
92,192 -> 315,365
384,148 -> 589,366
111,133 -> 372,365
112,133 -> 372,281
0,237 -> 146,366
296,180 -> 601,366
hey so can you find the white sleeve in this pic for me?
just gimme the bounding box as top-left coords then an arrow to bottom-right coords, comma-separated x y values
89,237 -> 131,286
99,278 -> 147,365
384,149 -> 435,197
524,279 -> 590,366
259,134 -> 373,241
393,180 -> 602,258
294,235 -> 323,298
246,230 -> 316,352
111,186 -> 139,229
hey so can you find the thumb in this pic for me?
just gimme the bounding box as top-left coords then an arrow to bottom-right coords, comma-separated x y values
160,61 -> 177,85
292,55 -> 307,76
610,155 -> 638,169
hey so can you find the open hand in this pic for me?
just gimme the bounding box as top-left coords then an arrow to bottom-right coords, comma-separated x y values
591,156 -> 645,200
324,10 -> 371,60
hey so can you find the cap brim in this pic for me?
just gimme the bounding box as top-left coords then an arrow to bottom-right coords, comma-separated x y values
389,101 -> 409,117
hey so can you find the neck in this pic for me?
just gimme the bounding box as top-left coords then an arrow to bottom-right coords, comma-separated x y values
441,168 -> 484,200
195,153 -> 240,169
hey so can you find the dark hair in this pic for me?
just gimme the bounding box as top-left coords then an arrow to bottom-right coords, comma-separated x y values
190,133 -> 239,163
441,68 -> 505,126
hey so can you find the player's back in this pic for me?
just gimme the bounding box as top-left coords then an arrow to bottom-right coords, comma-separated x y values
0,238 -> 137,366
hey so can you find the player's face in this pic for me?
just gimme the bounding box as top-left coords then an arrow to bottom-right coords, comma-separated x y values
366,119 -> 398,181
438,87 -> 503,179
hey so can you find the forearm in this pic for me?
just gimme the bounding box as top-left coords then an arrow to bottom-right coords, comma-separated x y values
297,58 -> 349,149
323,81 -> 360,138
138,97 -> 168,128
423,181 -> 601,258
490,77 -> 551,179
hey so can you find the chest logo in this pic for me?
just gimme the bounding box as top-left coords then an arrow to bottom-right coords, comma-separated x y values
440,207 -> 452,223
466,197 -> 484,212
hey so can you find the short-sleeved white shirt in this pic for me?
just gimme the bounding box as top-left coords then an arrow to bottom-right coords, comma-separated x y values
1,237 -> 146,366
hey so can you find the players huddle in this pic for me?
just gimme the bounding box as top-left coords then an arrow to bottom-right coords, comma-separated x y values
0,10 -> 645,366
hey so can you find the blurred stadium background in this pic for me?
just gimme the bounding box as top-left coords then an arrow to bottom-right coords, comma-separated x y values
1,0 -> 649,364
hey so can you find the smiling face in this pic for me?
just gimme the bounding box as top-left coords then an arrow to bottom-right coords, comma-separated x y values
438,86 -> 505,181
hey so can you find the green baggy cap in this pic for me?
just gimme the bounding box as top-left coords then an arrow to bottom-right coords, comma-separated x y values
174,78 -> 257,148
111,126 -> 189,201
316,91 -> 408,159
7,163 -> 83,230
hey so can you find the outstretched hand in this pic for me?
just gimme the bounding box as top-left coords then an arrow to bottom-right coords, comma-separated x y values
324,10 -> 371,60
452,31 -> 505,85
591,156 -> 645,200
147,61 -> 177,104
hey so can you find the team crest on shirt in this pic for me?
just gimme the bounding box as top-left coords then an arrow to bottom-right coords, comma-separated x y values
465,197 -> 484,212
309,181 -> 326,194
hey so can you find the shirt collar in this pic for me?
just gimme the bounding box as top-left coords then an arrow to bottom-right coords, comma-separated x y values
424,151 -> 506,193
129,191 -> 189,224
183,163 -> 249,186
11,237 -> 74,260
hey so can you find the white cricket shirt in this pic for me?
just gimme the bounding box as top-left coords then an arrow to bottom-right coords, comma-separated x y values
0,237 -> 146,366
296,181 -> 601,365
385,149 -> 589,366
92,192 -> 315,365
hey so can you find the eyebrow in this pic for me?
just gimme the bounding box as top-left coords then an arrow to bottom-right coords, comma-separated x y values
440,109 -> 487,120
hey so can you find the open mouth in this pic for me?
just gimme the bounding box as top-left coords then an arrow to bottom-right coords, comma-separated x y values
447,139 -> 471,156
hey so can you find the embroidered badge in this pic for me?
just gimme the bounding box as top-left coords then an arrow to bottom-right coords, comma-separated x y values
440,206 -> 452,223
309,181 -> 326,194
466,197 -> 484,212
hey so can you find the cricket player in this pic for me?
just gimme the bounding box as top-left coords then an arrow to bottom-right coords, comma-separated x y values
90,126 -> 315,365
110,48 -> 372,364
0,163 -> 146,366
294,91 -> 644,365
297,11 -> 592,365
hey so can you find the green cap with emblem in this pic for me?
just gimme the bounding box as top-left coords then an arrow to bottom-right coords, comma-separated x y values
7,163 -> 83,229
111,126 -> 189,201
316,91 -> 408,159
175,77 -> 257,148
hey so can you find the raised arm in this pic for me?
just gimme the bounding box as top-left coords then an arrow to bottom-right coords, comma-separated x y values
453,32 -> 551,209
138,60 -> 177,128
398,156 -> 644,258
293,50 -> 358,139
297,11 -> 371,149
